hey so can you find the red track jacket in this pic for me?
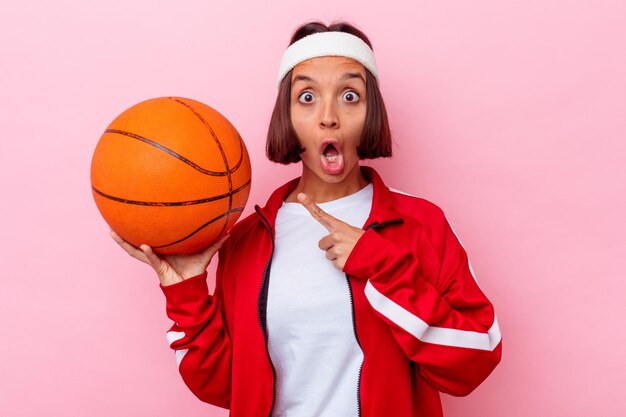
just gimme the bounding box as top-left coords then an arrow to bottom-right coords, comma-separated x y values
161,166 -> 502,417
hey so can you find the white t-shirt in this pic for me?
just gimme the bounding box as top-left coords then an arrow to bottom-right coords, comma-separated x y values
267,183 -> 373,417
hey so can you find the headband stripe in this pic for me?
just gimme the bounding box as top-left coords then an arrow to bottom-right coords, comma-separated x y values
276,32 -> 379,88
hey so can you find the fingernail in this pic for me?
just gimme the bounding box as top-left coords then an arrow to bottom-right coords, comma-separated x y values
297,193 -> 306,202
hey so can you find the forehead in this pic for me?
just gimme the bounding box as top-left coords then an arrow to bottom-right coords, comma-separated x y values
291,56 -> 366,81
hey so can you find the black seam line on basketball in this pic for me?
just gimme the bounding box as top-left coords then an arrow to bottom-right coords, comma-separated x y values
91,179 -> 251,207
229,133 -> 244,173
173,99 -> 234,237
169,99 -> 244,175
104,129 -> 229,177
152,207 -> 244,249
171,99 -> 233,177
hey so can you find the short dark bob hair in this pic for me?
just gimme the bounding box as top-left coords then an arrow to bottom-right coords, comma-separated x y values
266,21 -> 393,164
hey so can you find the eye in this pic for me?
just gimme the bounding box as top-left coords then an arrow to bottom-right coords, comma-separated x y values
342,90 -> 360,103
298,91 -> 315,103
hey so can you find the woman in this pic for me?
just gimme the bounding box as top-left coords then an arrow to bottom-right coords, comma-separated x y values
112,21 -> 502,417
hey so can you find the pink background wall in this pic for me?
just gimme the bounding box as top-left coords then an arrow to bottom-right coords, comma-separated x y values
1,0 -> 625,416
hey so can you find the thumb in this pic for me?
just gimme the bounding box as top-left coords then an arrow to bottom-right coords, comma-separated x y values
201,234 -> 229,259
139,244 -> 168,277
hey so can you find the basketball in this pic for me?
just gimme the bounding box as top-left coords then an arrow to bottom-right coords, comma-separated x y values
91,97 -> 251,255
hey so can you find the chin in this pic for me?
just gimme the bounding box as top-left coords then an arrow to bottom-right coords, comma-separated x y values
320,172 -> 348,183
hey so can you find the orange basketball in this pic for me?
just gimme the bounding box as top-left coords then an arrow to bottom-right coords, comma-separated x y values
91,97 -> 251,255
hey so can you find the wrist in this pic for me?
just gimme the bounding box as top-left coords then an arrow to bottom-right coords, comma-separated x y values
159,271 -> 208,290
159,275 -> 184,287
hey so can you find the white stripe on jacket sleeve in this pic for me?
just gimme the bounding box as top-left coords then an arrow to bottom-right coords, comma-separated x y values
166,330 -> 189,366
364,281 -> 501,351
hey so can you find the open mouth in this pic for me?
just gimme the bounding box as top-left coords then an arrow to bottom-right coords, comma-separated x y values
323,142 -> 339,161
320,139 -> 344,175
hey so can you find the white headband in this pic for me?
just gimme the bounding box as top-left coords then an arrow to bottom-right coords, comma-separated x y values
276,31 -> 379,88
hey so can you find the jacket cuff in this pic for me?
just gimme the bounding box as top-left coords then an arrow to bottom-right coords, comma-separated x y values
343,229 -> 410,281
160,272 -> 209,320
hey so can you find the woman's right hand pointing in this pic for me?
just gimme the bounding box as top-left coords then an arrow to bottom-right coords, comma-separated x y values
110,230 -> 229,287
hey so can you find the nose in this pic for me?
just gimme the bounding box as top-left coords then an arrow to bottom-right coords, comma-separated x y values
319,98 -> 339,129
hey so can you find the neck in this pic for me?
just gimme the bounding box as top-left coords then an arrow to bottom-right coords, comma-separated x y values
285,164 -> 369,203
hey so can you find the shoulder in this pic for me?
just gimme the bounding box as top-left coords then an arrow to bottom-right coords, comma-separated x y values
216,210 -> 265,271
382,187 -> 461,260
224,210 -> 262,245
381,186 -> 459,254
386,187 -> 448,228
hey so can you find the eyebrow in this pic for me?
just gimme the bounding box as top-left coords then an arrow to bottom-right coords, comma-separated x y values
340,72 -> 366,83
292,74 -> 315,85
292,72 -> 366,85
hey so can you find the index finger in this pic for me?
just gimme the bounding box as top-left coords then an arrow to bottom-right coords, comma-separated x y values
297,192 -> 340,231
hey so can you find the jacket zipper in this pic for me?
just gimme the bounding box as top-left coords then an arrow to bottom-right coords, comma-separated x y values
347,217 -> 404,417
345,272 -> 363,417
255,206 -> 277,417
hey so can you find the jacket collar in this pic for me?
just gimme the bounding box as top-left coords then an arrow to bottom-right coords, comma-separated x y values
254,166 -> 403,231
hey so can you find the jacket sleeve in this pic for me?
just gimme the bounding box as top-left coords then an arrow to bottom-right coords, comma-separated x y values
343,209 -> 502,396
160,257 -> 232,409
